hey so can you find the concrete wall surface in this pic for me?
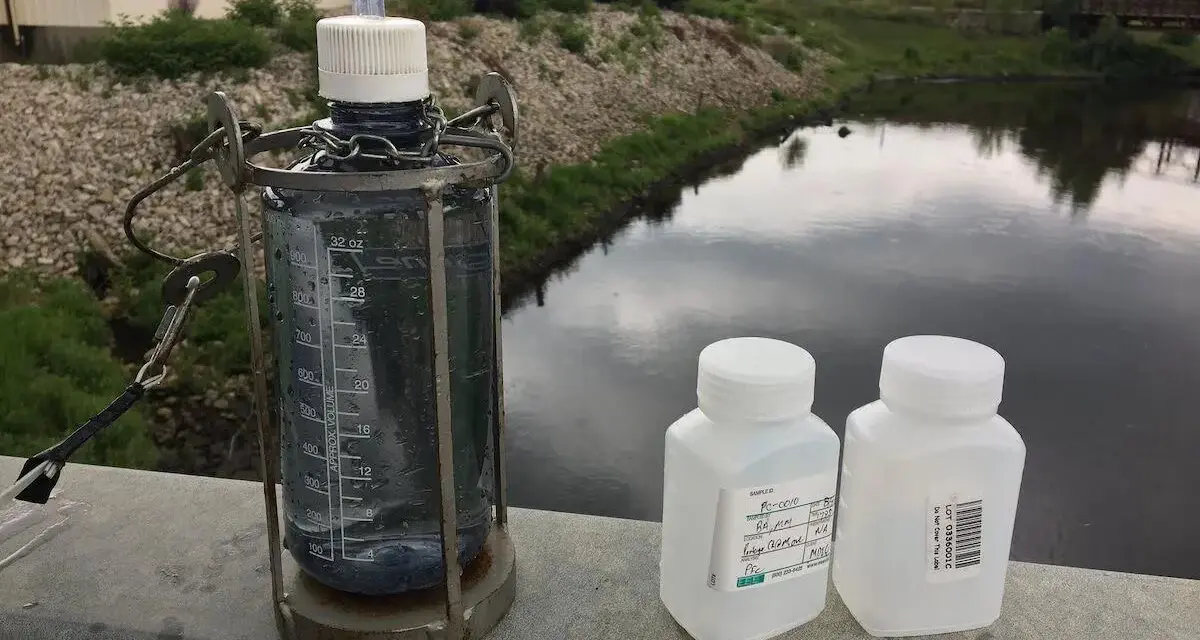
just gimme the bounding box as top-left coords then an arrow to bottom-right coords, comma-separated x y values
0,455 -> 1197,640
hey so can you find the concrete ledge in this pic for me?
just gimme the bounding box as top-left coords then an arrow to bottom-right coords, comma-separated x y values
1,455 -> 1196,640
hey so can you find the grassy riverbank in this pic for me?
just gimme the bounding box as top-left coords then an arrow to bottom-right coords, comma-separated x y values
2,0 -> 1196,473
497,1 -> 1197,280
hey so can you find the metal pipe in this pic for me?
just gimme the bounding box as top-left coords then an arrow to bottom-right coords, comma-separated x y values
423,182 -> 466,637
489,186 -> 509,529
4,0 -> 20,48
233,189 -> 287,618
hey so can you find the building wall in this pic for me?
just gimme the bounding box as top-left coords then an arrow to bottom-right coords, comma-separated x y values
2,0 -> 347,26
2,0 -> 109,28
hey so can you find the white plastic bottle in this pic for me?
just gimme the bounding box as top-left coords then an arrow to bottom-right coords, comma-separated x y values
660,337 -> 841,640
833,335 -> 1027,637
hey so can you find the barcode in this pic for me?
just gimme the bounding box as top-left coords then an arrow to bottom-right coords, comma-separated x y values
954,499 -> 983,569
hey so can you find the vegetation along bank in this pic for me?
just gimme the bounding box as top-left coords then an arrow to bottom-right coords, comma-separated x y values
0,0 -> 1195,478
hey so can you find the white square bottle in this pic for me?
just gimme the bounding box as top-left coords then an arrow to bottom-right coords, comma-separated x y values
833,335 -> 1027,637
659,337 -> 841,640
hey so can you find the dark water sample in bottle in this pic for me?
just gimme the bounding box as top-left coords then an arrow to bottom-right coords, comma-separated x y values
265,98 -> 496,595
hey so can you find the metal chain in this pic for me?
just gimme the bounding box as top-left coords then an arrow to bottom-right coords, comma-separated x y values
297,102 -> 450,164
125,97 -> 504,269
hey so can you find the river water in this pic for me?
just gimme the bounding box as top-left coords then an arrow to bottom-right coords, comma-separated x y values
500,82 -> 1200,580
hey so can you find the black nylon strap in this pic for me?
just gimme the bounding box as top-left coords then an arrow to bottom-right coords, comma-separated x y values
14,382 -> 146,504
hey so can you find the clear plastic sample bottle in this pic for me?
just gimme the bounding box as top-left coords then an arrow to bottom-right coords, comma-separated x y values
266,14 -> 495,595
660,337 -> 840,640
833,335 -> 1027,637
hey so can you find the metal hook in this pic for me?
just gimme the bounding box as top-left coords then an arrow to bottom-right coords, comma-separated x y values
135,275 -> 201,390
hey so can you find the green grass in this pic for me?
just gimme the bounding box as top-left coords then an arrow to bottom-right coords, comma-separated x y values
683,0 -> 1195,82
1138,31 -> 1200,67
741,1 -> 1066,82
0,273 -> 156,468
106,252 -> 268,390
497,96 -> 828,271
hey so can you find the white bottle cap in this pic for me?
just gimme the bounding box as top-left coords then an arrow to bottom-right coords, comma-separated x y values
317,15 -> 430,104
697,337 -> 816,424
879,335 -> 1005,419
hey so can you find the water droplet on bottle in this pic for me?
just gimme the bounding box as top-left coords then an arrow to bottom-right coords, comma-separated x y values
308,280 -> 316,291
286,385 -> 294,397
309,317 -> 316,326
274,249 -> 282,260
275,311 -> 283,321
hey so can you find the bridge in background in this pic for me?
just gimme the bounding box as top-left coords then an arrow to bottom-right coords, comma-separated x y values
1073,0 -> 1200,30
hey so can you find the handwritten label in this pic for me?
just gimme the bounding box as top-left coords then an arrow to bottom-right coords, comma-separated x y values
707,473 -> 837,591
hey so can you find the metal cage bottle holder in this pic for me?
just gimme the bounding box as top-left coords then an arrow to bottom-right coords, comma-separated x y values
198,73 -> 519,640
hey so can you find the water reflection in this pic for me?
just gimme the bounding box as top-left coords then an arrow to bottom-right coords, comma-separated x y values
780,134 -> 809,170
501,84 -> 1200,580
853,82 -> 1200,212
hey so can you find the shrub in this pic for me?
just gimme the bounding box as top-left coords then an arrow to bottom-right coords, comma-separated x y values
546,0 -> 593,12
682,0 -> 751,23
98,10 -> 272,78
0,273 -> 156,469
459,21 -> 481,41
1041,26 -> 1075,64
629,2 -> 665,47
554,17 -> 590,54
279,0 -> 321,51
519,15 -> 550,40
763,36 -> 805,71
1042,17 -> 1192,78
393,0 -> 474,20
185,167 -> 206,191
476,0 -> 545,19
229,0 -> 282,27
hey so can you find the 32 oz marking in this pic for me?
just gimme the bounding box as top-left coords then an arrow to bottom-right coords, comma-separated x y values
329,236 -> 365,249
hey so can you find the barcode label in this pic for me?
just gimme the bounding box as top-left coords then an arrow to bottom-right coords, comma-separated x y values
954,500 -> 983,568
927,492 -> 984,582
